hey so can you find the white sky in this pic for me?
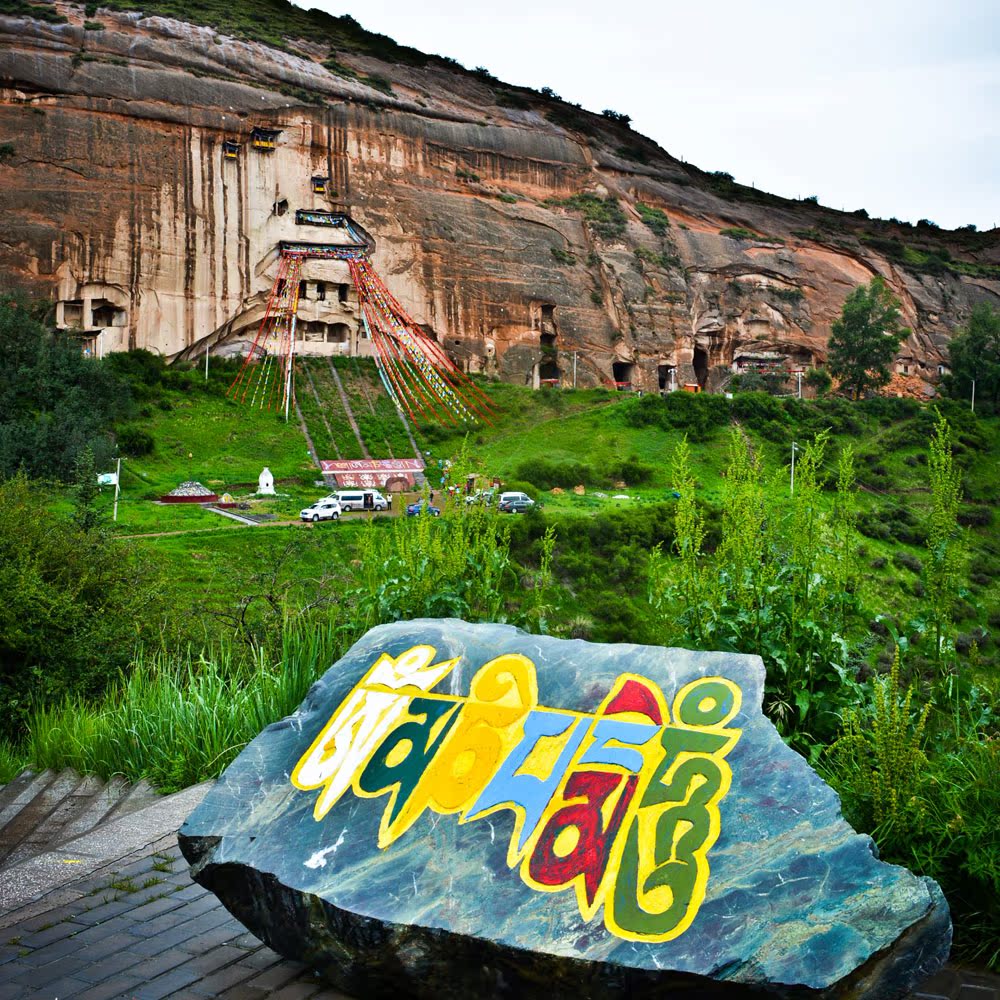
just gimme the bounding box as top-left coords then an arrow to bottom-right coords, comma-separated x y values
301,0 -> 1000,231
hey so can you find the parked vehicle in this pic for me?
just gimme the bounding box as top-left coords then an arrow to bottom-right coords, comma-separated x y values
497,491 -> 534,514
300,499 -> 341,523
465,489 -> 496,506
405,500 -> 441,517
329,489 -> 389,512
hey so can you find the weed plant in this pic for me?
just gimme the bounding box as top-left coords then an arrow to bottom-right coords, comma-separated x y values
27,619 -> 337,792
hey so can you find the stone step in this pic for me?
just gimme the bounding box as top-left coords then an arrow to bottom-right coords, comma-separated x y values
0,770 -> 84,867
103,777 -> 159,823
55,774 -> 129,844
0,770 -> 93,869
0,770 -> 54,833
0,770 -> 170,876
0,769 -> 40,817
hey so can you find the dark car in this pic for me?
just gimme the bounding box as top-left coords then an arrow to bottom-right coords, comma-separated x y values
497,497 -> 534,514
405,500 -> 441,517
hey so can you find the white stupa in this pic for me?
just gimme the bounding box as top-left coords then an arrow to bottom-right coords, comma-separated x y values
257,467 -> 276,495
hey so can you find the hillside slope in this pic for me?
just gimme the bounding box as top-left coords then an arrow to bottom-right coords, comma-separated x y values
1,0 -> 998,392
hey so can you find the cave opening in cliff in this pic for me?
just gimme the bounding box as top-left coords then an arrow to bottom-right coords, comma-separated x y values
613,361 -> 634,389
338,283 -> 349,304
539,359 -> 560,382
693,347 -> 708,388
657,364 -> 676,392
91,301 -> 126,328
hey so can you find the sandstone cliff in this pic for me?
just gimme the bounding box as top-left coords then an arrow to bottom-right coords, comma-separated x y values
1,1 -> 998,391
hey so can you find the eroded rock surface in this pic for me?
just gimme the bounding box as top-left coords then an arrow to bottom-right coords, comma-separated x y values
179,619 -> 950,999
1,7 -> 998,390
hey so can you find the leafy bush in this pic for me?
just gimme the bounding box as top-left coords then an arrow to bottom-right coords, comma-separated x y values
719,227 -> 782,243
636,202 -> 671,235
550,194 -> 627,240
0,295 -> 133,478
893,551 -> 923,574
634,247 -> 679,269
514,458 -> 593,491
116,425 -> 154,457
621,391 -> 729,441
0,474 -> 169,738
608,454 -> 654,486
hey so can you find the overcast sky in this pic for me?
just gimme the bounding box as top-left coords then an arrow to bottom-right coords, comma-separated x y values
302,0 -> 999,231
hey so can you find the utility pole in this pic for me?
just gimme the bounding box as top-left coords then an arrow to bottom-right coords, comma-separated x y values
796,370 -> 802,399
573,352 -> 578,389
790,441 -> 798,496
205,341 -> 210,381
971,378 -> 976,413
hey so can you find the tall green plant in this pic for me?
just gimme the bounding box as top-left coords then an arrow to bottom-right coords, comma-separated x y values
645,430 -> 863,745
826,648 -> 931,839
829,443 -> 858,631
648,436 -> 710,644
924,413 -> 964,669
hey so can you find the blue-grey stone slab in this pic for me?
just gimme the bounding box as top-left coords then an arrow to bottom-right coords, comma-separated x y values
179,619 -> 950,998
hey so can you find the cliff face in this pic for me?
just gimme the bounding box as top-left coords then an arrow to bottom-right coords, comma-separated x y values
1,3 -> 998,391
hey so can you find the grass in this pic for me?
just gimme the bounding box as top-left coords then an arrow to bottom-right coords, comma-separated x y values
25,619 -> 339,792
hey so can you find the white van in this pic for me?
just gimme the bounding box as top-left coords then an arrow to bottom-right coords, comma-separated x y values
328,489 -> 389,512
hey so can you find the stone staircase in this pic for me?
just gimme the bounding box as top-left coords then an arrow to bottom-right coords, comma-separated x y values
0,769 -> 161,875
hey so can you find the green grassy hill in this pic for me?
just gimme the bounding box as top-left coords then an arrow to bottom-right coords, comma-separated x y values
93,359 -> 1000,683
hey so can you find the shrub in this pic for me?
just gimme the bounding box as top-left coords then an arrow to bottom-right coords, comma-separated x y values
634,247 -> 679,269
893,551 -> 923,574
636,202 -> 670,235
608,455 -> 654,486
116,425 -> 154,457
550,247 -> 576,265
0,143 -> 15,164
550,194 -> 627,240
514,458 -> 593,491
83,19 -> 103,30
805,368 -> 832,395
601,109 -> 631,127
959,506 -> 993,528
719,227 -> 783,243
0,474 -> 169,739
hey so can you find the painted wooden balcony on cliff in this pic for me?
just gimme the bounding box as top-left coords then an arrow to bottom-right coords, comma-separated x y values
250,126 -> 281,151
222,140 -> 240,160
291,211 -> 376,255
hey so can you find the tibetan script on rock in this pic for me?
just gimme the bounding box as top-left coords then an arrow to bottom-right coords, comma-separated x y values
292,644 -> 742,942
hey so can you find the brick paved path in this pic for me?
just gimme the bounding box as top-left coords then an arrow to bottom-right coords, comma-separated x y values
0,832 -> 997,999
0,835 -> 346,999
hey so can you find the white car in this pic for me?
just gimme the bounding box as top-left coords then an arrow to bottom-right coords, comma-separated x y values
300,499 -> 341,523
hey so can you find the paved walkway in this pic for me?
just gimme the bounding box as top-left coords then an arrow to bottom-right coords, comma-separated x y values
0,834 -> 346,999
0,827 -> 997,998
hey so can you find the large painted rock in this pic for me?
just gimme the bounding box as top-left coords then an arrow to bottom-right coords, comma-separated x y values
179,620 -> 950,998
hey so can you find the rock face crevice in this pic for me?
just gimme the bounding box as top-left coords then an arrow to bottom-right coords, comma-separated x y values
1,6 -> 997,389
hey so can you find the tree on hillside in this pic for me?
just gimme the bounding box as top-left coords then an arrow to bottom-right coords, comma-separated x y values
0,472 -> 168,739
0,294 -> 132,479
946,302 -> 1000,413
828,277 -> 907,398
